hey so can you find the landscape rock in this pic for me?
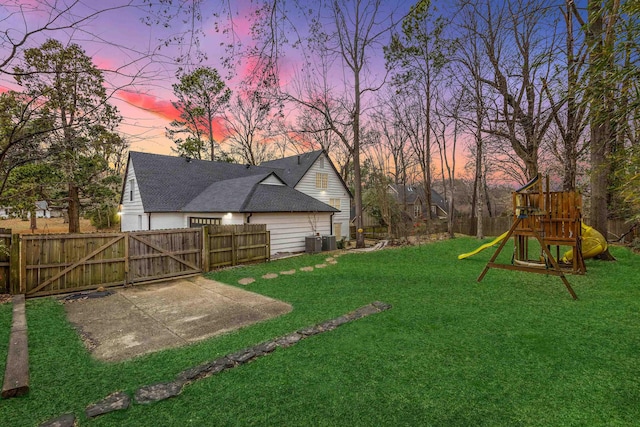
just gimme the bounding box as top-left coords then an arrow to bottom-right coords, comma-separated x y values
280,269 -> 296,275
297,325 -> 322,337
299,267 -> 314,272
253,341 -> 278,355
85,391 -> 130,418
275,332 -> 303,347
228,348 -> 257,365
262,273 -> 278,279
371,301 -> 392,311
238,278 -> 255,285
315,264 -> 327,269
135,382 -> 182,404
39,413 -> 76,427
351,305 -> 380,319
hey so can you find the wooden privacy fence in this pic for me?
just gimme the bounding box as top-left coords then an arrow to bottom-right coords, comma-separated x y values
5,225 -> 270,298
205,224 -> 270,269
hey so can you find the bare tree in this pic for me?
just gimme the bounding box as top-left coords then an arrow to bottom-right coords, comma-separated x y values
453,1 -> 492,238
224,91 -> 275,165
0,1 -> 138,76
276,0 -> 399,248
385,0 -> 452,220
371,90 -> 411,186
432,84 -> 462,238
460,0 -> 563,183
289,106 -> 354,185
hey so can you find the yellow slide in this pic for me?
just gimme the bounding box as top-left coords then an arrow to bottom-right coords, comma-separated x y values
457,232 -> 509,260
457,223 -> 607,262
561,223 -> 608,263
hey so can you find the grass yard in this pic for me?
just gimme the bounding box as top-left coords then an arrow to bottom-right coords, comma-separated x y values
0,217 -> 99,234
0,237 -> 639,426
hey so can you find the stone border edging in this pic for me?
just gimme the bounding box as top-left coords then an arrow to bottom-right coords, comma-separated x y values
39,301 -> 392,426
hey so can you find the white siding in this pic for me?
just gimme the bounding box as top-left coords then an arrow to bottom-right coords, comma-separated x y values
261,175 -> 284,185
295,153 -> 351,240
149,213 -> 185,230
251,212 -> 332,254
120,161 -> 147,231
147,213 -> 245,230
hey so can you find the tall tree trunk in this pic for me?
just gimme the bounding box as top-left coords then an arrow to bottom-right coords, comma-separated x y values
68,182 -> 80,233
584,0 -> 620,261
587,0 -> 619,240
30,209 -> 37,231
354,65 -> 364,249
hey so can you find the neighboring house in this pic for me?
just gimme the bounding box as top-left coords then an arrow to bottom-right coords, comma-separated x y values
389,184 -> 449,220
120,150 -> 351,255
0,201 -> 63,219
35,201 -> 51,218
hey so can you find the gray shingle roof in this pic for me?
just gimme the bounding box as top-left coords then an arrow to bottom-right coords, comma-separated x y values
259,150 -> 324,187
127,151 -> 337,213
242,183 -> 338,212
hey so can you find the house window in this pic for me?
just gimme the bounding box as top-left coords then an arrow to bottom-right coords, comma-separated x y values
319,156 -> 325,169
414,203 -> 421,218
129,179 -> 135,201
189,217 -> 222,227
329,198 -> 341,210
316,173 -> 328,189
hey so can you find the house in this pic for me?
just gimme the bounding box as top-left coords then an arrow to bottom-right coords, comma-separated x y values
260,150 -> 352,242
120,150 -> 352,255
389,184 -> 449,220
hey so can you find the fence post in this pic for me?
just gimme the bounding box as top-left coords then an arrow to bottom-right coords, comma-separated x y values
231,228 -> 237,266
202,226 -> 209,272
9,234 -> 20,295
123,232 -> 129,286
267,230 -> 271,261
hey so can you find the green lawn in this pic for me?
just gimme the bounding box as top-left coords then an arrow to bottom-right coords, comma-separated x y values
1,237 -> 639,426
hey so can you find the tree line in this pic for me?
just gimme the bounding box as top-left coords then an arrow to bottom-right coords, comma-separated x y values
166,0 -> 638,248
1,0 -> 638,245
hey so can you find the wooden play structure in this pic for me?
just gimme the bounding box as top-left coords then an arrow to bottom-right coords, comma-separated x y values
477,175 -> 583,300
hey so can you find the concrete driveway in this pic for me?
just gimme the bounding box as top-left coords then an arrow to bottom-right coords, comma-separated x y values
64,276 -> 292,362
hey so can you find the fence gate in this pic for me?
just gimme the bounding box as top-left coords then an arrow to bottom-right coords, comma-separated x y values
126,229 -> 202,284
13,228 -> 203,297
17,233 -> 127,297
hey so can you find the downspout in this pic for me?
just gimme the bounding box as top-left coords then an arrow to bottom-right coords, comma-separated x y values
148,213 -> 151,230
246,213 -> 252,224
330,212 -> 334,235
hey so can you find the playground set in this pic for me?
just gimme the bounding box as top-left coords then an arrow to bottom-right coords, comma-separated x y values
459,175 -> 607,300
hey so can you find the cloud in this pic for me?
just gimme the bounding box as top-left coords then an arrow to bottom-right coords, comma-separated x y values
118,90 -> 180,122
118,89 -> 228,141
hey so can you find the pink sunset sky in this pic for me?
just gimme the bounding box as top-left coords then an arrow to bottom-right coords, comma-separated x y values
0,0 -> 466,180
0,0 -> 296,154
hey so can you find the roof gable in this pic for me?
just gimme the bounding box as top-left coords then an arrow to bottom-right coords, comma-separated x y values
260,150 -> 324,187
261,150 -> 352,197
